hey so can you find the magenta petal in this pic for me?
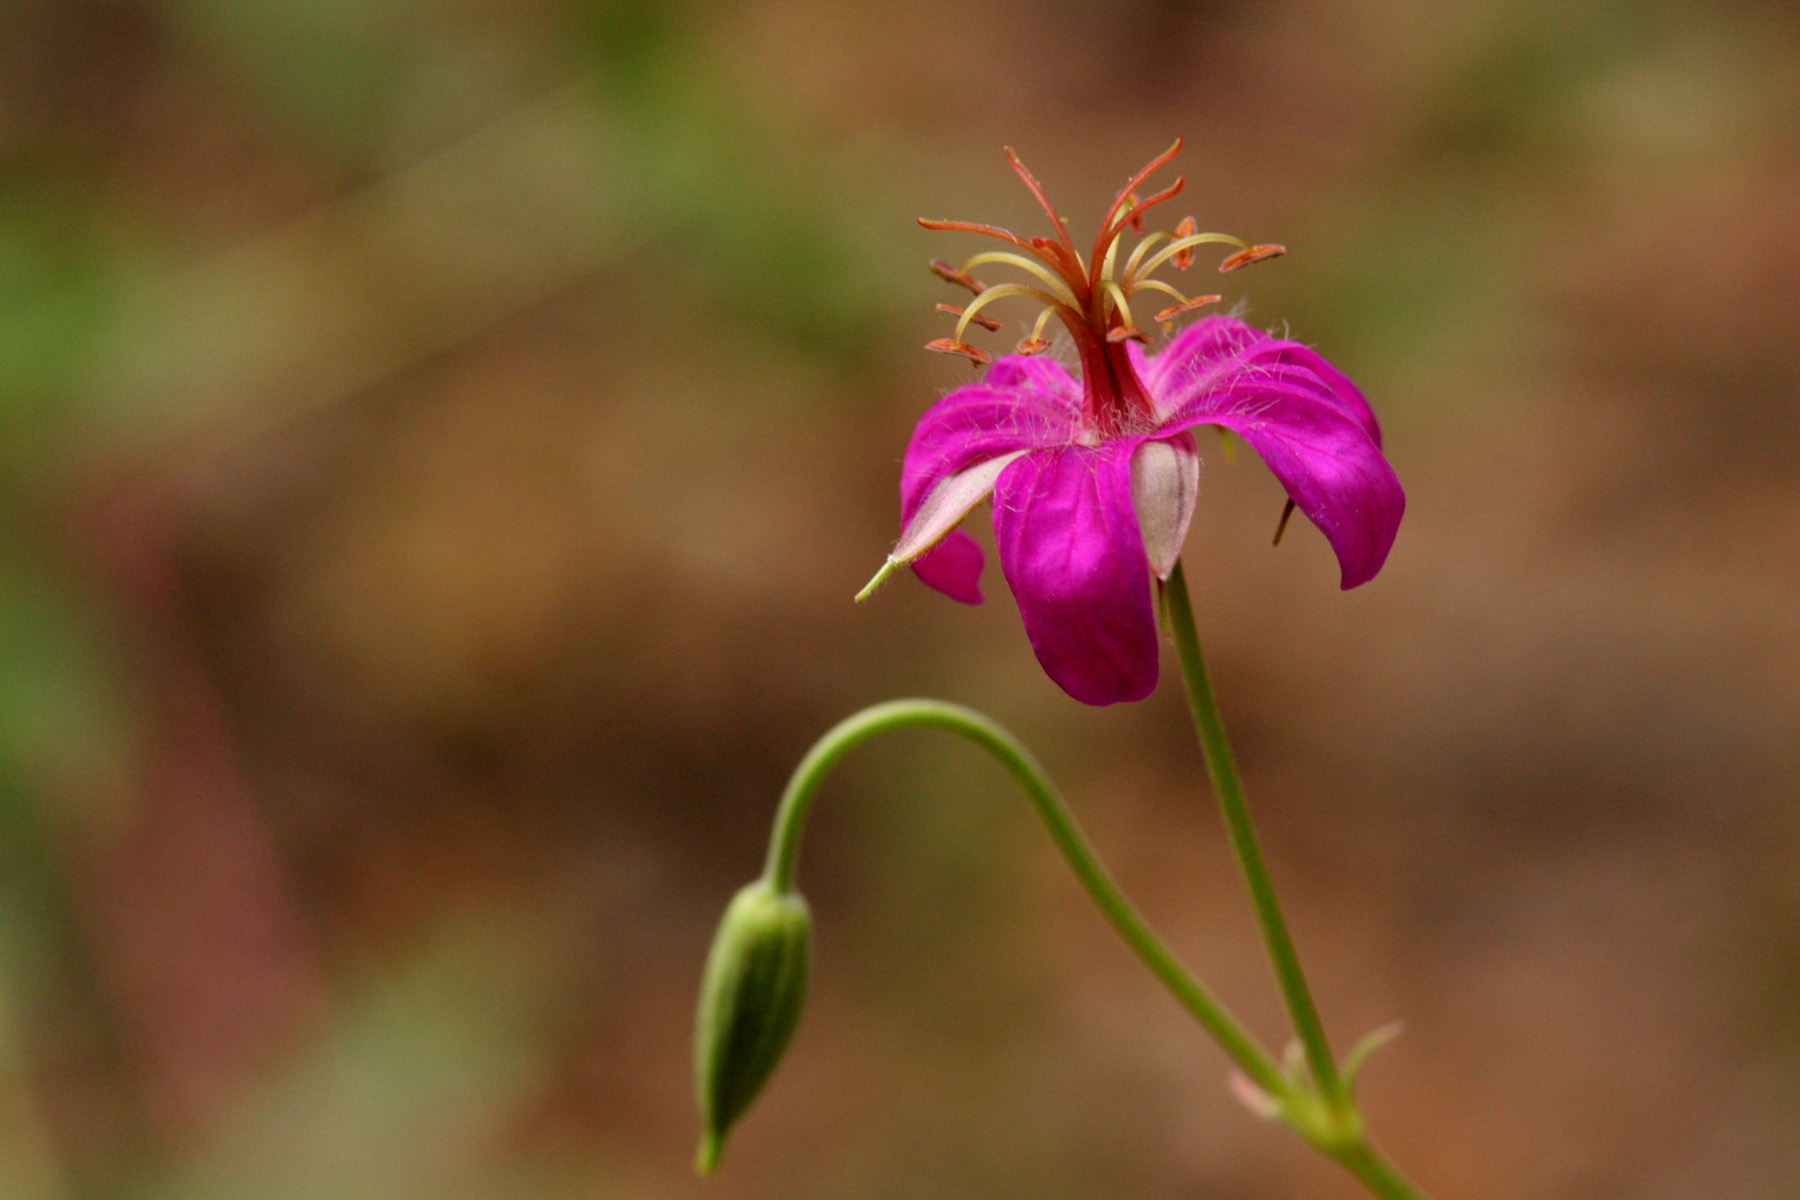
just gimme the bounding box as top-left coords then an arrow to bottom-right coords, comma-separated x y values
1161,356 -> 1403,589
890,358 -> 1081,602
993,444 -> 1160,706
910,530 -> 986,604
1130,316 -> 1265,409
900,364 -> 1080,525
982,354 -> 1085,402
1140,317 -> 1383,445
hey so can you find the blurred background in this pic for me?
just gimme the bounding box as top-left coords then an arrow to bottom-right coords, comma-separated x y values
2,0 -> 1798,1197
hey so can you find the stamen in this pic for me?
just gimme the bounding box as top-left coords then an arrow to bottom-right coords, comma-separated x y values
1152,294 -> 1222,323
1122,230 -> 1172,281
1102,279 -> 1139,331
1017,306 -> 1057,354
1172,218 -> 1198,269
924,338 -> 991,365
960,251 -> 1080,304
1133,232 -> 1249,280
1101,281 -> 1149,342
1100,228 -> 1123,287
919,218 -> 1085,301
1131,278 -> 1191,306
918,218 -> 1049,261
952,282 -> 1070,343
929,259 -> 986,294
936,303 -> 1002,332
1219,243 -> 1286,272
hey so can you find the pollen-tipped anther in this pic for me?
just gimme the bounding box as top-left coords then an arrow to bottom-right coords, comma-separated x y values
925,338 -> 992,365
1106,325 -> 1150,344
929,259 -> 986,294
1153,295 -> 1222,323
937,303 -> 1002,332
1172,218 -> 1198,269
1016,337 -> 1050,355
1219,243 -> 1286,272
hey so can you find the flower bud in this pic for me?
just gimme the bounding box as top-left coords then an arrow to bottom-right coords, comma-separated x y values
693,880 -> 812,1174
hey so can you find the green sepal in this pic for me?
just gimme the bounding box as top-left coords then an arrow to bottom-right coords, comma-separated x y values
693,879 -> 812,1174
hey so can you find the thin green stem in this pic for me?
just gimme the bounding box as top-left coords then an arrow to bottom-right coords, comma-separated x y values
761,699 -> 1286,1096
1332,1141 -> 1432,1200
1164,562 -> 1341,1096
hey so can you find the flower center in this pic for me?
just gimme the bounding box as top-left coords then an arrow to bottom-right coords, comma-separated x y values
921,140 -> 1285,438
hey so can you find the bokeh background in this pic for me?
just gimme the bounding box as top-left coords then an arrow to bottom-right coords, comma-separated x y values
3,1 -> 1798,1197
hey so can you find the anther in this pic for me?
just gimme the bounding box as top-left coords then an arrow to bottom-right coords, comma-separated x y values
1106,325 -> 1150,344
1124,193 -> 1145,235
1173,218 -> 1197,270
929,259 -> 986,294
925,338 -> 992,365
1016,337 -> 1051,355
1219,243 -> 1286,272
936,303 -> 1002,332
1152,295 -> 1222,323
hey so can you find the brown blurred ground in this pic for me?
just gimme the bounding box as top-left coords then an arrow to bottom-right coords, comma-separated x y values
2,1 -> 1798,1197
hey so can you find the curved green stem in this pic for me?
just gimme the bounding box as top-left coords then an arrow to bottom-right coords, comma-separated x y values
1164,561 -> 1340,1096
761,698 -> 1286,1097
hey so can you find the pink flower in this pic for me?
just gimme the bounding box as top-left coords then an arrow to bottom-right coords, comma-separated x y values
859,142 -> 1404,706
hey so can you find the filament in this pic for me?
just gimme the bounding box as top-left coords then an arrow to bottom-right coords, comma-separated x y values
961,251 -> 1081,305
954,282 -> 1071,344
1131,232 -> 1249,282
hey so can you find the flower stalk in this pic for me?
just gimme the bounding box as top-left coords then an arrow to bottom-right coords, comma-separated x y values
1165,560 -> 1429,1200
1164,560 -> 1338,1095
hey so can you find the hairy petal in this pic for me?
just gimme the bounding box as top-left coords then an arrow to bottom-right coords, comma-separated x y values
982,354 -> 1085,404
1130,316 -> 1265,409
994,443 -> 1160,705
1161,360 -> 1403,589
897,361 -> 1081,601
1141,317 -> 1382,444
1131,433 -> 1200,581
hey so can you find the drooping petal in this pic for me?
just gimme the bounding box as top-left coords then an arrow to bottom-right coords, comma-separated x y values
1156,350 -> 1403,589
895,358 -> 1083,602
993,443 -> 1160,705
909,531 -> 987,604
1131,433 -> 1200,581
